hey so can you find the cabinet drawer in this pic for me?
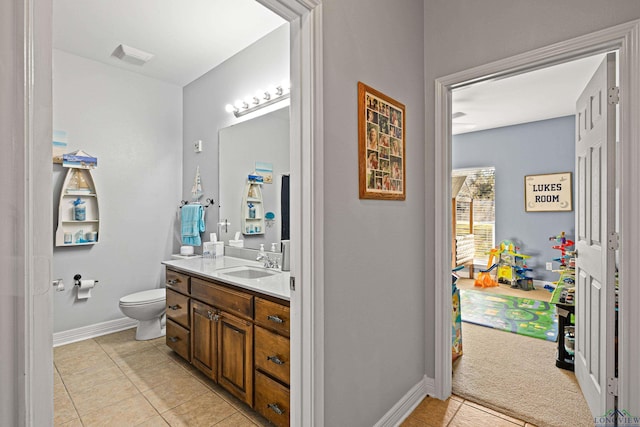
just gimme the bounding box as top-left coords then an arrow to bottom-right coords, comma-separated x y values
166,269 -> 190,294
166,319 -> 190,362
255,326 -> 290,385
255,298 -> 290,336
191,278 -> 253,319
166,289 -> 189,328
254,370 -> 290,427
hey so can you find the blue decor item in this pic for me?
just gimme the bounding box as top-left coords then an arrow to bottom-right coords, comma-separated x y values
181,204 -> 205,245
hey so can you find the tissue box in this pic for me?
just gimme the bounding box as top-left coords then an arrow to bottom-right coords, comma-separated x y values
229,239 -> 244,248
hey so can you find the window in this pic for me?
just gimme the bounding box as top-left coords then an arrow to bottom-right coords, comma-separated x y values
452,167 -> 495,264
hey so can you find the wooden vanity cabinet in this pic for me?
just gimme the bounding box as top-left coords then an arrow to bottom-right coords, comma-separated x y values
166,289 -> 189,328
190,277 -> 255,406
191,300 -> 218,380
165,267 -> 290,425
254,297 -> 291,427
165,271 -> 191,361
218,311 -> 254,406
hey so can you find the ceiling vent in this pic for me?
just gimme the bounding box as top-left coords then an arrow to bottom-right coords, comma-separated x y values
111,44 -> 154,66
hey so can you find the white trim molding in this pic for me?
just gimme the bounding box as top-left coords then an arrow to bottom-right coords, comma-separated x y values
53,318 -> 137,347
256,1 -> 324,426
373,376 -> 432,427
434,20 -> 640,416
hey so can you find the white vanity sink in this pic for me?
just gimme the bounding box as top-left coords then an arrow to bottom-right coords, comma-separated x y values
219,266 -> 279,279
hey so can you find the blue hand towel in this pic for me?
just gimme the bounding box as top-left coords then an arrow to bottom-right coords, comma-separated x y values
181,204 -> 205,246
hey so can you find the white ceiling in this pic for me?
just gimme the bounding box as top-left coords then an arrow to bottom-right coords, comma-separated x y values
53,0 -> 285,87
452,54 -> 606,135
53,3 -> 606,131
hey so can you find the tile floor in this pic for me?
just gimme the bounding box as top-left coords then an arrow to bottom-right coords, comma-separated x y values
55,328 -> 536,427
54,328 -> 270,427
402,395 -> 538,427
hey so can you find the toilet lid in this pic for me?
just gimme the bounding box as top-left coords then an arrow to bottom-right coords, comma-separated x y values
120,288 -> 165,305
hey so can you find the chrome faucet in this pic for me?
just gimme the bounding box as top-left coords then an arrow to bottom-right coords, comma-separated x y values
257,252 -> 279,269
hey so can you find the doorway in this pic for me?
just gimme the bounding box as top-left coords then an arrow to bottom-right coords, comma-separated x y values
17,0 -> 323,425
433,20 -> 640,422
448,55 -> 605,425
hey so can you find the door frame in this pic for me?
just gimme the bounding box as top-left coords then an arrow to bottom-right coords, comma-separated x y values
257,1 -> 325,425
17,0 -> 325,425
433,20 -> 640,417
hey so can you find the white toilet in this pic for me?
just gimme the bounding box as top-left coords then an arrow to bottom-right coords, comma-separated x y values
119,288 -> 166,340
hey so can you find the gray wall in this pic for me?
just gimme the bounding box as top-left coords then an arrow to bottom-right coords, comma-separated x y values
453,116 -> 575,282
322,1 -> 426,425
183,24 -> 289,239
52,50 -> 182,333
424,0 -> 640,379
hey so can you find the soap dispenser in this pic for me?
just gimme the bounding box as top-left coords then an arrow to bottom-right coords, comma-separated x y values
281,240 -> 290,271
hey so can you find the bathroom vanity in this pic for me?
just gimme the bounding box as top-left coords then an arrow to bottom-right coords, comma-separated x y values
162,256 -> 290,427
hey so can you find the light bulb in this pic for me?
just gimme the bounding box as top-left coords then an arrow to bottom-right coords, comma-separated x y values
225,104 -> 235,113
234,99 -> 244,109
267,85 -> 277,98
280,79 -> 290,93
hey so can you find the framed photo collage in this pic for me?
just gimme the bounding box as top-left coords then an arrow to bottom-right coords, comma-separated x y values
358,82 -> 406,200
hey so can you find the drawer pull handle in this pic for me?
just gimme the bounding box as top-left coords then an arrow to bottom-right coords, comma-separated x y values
267,315 -> 284,324
167,279 -> 178,285
267,403 -> 284,416
168,304 -> 180,310
207,310 -> 220,321
267,355 -> 285,365
168,336 -> 179,343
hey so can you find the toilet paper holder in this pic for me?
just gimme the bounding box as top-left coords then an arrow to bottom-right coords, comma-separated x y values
74,274 -> 98,287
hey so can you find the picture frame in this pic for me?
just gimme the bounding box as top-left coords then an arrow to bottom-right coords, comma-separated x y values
524,172 -> 573,212
358,81 -> 406,200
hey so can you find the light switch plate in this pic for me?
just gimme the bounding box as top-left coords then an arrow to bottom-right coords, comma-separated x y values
194,140 -> 202,153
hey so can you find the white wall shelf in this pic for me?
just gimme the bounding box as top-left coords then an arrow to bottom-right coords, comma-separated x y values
241,180 -> 265,236
55,167 -> 100,246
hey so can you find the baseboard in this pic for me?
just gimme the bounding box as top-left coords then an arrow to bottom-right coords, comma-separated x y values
53,317 -> 137,347
373,375 -> 431,427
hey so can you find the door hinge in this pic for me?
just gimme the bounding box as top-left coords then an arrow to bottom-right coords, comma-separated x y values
290,276 -> 296,291
608,231 -> 619,250
607,377 -> 619,396
608,86 -> 620,105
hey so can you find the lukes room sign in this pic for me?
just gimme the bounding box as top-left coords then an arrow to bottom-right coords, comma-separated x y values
524,172 -> 573,212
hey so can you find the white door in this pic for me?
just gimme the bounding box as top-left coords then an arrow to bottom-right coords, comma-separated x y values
574,52 -> 617,417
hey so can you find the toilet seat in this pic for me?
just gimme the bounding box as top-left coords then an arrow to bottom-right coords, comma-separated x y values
119,288 -> 165,306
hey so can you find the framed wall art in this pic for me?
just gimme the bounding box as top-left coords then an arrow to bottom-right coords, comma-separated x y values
524,172 -> 573,212
358,81 -> 406,200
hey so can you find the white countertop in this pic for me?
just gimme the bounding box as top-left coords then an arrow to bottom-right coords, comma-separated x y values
162,256 -> 290,301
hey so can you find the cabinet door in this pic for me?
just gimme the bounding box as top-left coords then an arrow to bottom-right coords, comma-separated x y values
218,311 -> 254,406
191,300 -> 218,381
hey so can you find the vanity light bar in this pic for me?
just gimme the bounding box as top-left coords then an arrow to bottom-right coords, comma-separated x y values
225,82 -> 290,118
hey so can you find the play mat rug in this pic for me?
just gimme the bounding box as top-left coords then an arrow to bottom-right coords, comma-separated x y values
460,289 -> 558,341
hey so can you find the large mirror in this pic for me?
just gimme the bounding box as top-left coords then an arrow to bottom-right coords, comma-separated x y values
218,106 -> 290,249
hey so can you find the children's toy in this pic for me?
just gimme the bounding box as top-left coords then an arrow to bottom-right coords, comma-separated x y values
474,240 -> 534,290
452,266 -> 463,361
474,248 -> 499,288
549,232 -> 576,301
548,232 -> 576,370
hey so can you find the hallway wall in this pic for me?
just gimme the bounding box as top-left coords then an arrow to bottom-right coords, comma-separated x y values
322,0 -> 426,425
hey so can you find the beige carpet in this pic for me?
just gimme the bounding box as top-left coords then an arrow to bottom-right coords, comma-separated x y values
453,322 -> 593,427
